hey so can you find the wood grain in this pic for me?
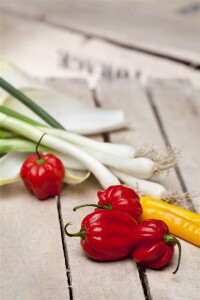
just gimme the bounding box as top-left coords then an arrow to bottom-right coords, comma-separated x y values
147,79 -> 200,212
2,0 -> 200,63
1,11 -> 200,89
0,182 -> 69,300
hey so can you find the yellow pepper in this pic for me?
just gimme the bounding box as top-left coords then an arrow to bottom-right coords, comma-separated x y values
140,196 -> 200,247
140,196 -> 200,225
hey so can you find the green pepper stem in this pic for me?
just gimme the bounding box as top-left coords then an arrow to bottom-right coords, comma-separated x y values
64,222 -> 86,238
36,133 -> 46,162
164,234 -> 182,274
73,203 -> 112,212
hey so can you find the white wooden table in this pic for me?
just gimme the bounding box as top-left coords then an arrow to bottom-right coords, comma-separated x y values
0,2 -> 200,299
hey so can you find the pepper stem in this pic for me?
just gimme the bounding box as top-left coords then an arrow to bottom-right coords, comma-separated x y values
73,203 -> 112,212
164,234 -> 181,274
64,222 -> 86,238
36,133 -> 46,162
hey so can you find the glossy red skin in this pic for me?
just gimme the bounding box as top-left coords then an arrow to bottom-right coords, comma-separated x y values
79,210 -> 137,261
131,219 -> 170,248
20,153 -> 65,200
132,241 -> 175,269
97,185 -> 142,222
131,219 -> 175,269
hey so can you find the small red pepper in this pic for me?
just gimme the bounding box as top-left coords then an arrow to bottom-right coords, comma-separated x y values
73,185 -> 142,222
64,210 -> 137,261
131,219 -> 181,274
20,134 -> 65,200
98,185 -> 142,221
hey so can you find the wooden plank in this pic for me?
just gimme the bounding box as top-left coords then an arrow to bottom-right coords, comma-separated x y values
0,182 -> 69,300
147,79 -> 200,213
0,12 -> 84,79
1,10 -> 200,89
96,79 -> 166,147
81,39 -> 200,88
58,80 -> 145,299
2,0 -> 200,63
96,79 -> 182,193
97,79 -> 200,300
46,78 -> 94,106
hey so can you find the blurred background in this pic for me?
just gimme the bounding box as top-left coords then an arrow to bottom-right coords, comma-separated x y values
1,0 -> 200,88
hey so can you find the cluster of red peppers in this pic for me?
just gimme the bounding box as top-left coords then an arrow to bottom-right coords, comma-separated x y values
65,185 -> 181,274
19,135 -> 181,273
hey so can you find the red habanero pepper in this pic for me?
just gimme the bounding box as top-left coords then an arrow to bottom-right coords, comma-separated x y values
64,210 -> 137,261
73,185 -> 142,222
20,134 -> 65,200
98,185 -> 142,221
131,219 -> 181,274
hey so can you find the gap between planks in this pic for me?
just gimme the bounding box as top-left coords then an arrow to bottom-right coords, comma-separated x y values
93,85 -> 153,300
57,195 -> 73,300
145,86 -> 196,212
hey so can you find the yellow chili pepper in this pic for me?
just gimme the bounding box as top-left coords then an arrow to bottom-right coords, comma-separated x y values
140,207 -> 200,247
140,196 -> 200,226
140,196 -> 200,247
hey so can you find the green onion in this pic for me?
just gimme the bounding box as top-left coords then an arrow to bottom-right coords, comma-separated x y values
1,106 -> 136,158
38,126 -> 135,158
0,106 -> 45,127
0,112 -> 120,188
0,76 -> 178,194
0,77 -> 65,129
0,129 -> 17,138
0,137 -> 87,170
0,137 -> 49,153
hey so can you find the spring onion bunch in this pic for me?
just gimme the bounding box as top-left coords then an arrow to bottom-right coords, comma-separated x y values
0,74 -> 178,200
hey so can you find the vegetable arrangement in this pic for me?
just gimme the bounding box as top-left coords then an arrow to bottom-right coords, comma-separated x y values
0,72 -> 183,202
0,62 -> 199,276
65,185 -> 184,274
